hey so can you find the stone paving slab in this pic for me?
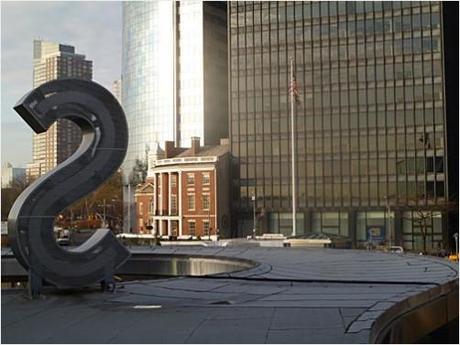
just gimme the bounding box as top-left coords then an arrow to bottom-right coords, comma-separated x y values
185,316 -> 272,344
266,327 -> 346,344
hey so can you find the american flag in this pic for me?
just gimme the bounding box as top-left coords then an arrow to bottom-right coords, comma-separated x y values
289,74 -> 301,105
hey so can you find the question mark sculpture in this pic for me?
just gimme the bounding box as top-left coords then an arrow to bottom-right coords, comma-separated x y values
8,79 -> 130,296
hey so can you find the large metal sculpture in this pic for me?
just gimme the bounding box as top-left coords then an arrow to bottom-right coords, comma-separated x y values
8,79 -> 130,296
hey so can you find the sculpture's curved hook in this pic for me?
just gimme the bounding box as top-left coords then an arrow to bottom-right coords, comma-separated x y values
8,78 -> 130,289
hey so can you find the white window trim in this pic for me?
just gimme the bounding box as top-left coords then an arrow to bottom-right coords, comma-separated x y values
187,193 -> 195,211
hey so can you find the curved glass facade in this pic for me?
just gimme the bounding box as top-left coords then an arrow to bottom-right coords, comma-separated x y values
122,1 -> 175,176
122,1 -> 227,177
121,1 -> 228,233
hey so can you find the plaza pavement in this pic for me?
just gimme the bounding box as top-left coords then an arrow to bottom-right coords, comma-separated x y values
1,246 -> 458,343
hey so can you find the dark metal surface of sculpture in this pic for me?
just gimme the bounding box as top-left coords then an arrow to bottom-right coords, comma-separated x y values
8,79 -> 130,295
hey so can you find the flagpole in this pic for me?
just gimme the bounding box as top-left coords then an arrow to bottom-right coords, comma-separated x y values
290,56 -> 296,237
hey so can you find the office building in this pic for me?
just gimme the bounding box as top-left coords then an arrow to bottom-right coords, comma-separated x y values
26,40 -> 92,180
229,1 -> 458,251
112,79 -> 122,104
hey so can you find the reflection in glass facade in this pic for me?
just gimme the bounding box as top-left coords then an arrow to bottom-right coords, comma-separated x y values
178,2 -> 230,149
179,1 -> 204,146
229,1 -> 457,251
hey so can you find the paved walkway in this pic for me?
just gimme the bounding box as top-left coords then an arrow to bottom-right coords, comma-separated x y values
2,247 -> 458,343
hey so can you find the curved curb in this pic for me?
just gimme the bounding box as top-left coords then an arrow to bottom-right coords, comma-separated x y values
367,278 -> 458,343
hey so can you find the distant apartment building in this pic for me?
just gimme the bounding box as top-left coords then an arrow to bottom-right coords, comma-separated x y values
122,1 -> 228,233
135,137 -> 232,238
1,163 -> 26,188
112,79 -> 122,104
26,40 -> 92,180
228,1 -> 458,251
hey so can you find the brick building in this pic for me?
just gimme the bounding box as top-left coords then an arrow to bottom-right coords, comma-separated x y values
135,138 -> 231,238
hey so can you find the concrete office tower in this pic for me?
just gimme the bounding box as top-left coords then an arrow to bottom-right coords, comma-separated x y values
229,1 -> 458,251
26,40 -> 92,180
121,1 -> 228,232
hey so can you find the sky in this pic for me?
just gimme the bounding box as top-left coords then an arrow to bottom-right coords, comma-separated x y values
1,1 -> 122,168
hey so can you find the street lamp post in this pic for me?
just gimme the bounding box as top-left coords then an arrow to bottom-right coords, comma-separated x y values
252,195 -> 256,239
384,196 -> 392,246
289,57 -> 297,237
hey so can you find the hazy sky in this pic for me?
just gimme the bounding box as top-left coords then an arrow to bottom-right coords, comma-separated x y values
1,1 -> 122,168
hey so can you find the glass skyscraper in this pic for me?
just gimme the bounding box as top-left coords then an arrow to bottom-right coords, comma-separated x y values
122,1 -> 175,176
122,1 -> 228,176
121,1 -> 228,232
229,1 -> 458,251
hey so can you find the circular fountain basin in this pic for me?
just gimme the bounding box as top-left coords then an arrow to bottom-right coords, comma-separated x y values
116,253 -> 257,277
1,252 -> 257,281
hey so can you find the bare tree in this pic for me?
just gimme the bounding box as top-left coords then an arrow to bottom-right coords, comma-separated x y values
395,199 -> 458,253
1,177 -> 31,220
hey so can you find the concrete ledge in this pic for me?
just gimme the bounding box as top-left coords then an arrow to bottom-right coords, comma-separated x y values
370,279 -> 459,343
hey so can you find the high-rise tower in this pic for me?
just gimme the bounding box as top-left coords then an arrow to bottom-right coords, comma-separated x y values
121,1 -> 227,178
121,1 -> 228,232
26,40 -> 92,180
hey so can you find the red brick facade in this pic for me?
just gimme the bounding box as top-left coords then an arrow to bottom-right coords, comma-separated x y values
134,183 -> 153,233
181,169 -> 217,236
134,139 -> 231,238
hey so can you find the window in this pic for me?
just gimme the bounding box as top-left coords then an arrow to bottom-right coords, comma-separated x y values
171,195 -> 177,213
188,221 -> 196,236
187,194 -> 195,210
171,174 -> 177,187
202,194 -> 210,210
187,173 -> 195,185
202,172 -> 210,185
138,202 -> 143,215
203,220 -> 210,236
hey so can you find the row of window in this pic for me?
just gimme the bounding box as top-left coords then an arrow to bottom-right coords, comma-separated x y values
234,137 -> 444,157
232,9 -> 440,32
239,180 -> 445,205
262,208 -> 444,251
154,172 -> 211,188
186,172 -> 211,185
187,220 -> 211,236
235,119 -> 444,136
147,193 -> 211,214
232,60 -> 443,85
232,2 -> 433,19
234,93 -> 443,113
187,194 -> 210,211
232,46 -> 441,82
239,157 -> 445,178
